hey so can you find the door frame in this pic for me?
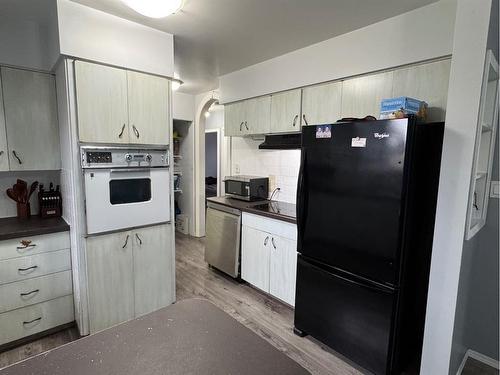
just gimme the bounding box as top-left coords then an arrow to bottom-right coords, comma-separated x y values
205,128 -> 222,197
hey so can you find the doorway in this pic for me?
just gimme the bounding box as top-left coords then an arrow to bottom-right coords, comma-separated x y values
205,129 -> 220,198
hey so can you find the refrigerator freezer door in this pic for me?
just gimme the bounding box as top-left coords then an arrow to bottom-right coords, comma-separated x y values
297,119 -> 409,285
294,255 -> 395,375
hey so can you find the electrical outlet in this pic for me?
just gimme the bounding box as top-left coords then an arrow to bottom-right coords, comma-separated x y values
491,181 -> 499,198
268,175 -> 277,194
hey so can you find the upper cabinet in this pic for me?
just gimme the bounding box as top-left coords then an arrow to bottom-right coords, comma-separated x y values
127,71 -> 170,145
0,74 -> 8,172
75,61 -> 129,144
301,81 -> 342,126
223,58 -> 451,137
392,59 -> 451,122
224,97 -> 270,136
75,61 -> 170,145
341,71 -> 394,119
270,89 -> 302,133
1,67 -> 61,171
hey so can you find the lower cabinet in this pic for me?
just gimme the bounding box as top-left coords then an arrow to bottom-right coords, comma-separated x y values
86,223 -> 174,333
241,213 -> 297,306
0,231 -> 73,346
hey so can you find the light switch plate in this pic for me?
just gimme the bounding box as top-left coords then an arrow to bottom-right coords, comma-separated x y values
491,181 -> 499,198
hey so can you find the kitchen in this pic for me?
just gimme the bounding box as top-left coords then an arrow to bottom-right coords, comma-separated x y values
0,1 -> 498,375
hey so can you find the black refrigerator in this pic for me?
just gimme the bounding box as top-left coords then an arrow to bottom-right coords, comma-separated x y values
294,118 -> 444,375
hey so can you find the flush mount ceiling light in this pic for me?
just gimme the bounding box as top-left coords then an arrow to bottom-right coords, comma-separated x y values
122,0 -> 183,18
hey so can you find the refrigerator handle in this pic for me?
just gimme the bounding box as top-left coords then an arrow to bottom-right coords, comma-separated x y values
296,148 -> 307,249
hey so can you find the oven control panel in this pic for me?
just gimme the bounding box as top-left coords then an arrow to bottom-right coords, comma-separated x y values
86,152 -> 112,164
81,147 -> 169,169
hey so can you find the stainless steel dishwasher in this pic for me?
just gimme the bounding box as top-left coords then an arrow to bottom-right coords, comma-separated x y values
205,201 -> 241,278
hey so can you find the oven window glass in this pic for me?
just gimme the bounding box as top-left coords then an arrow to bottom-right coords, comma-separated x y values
109,178 -> 151,205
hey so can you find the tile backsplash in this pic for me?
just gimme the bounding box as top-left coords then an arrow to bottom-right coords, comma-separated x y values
231,137 -> 300,204
0,171 -> 61,218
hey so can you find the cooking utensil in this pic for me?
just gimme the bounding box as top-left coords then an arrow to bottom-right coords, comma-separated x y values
6,188 -> 19,203
13,183 -> 25,203
28,181 -> 39,201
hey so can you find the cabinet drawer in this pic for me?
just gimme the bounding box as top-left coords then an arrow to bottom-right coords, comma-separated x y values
0,271 -> 73,314
0,295 -> 74,346
242,213 -> 297,241
0,232 -> 70,261
0,249 -> 71,285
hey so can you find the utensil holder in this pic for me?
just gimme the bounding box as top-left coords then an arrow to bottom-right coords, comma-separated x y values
16,202 -> 31,220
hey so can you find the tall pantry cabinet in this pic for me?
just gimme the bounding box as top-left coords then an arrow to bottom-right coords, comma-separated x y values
67,59 -> 175,335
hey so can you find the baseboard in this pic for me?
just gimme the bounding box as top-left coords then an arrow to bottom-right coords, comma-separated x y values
456,349 -> 500,375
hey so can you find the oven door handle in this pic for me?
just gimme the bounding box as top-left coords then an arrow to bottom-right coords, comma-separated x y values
110,168 -> 156,173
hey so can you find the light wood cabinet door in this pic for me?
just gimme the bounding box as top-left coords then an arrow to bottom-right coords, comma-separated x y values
392,59 -> 451,122
241,225 -> 271,292
132,224 -> 174,317
341,71 -> 393,119
245,96 -> 271,135
301,82 -> 342,126
269,235 -> 297,306
1,67 -> 60,171
224,101 -> 246,137
127,71 -> 170,145
270,89 -> 302,133
86,231 -> 134,333
75,61 -> 129,144
0,73 -> 8,172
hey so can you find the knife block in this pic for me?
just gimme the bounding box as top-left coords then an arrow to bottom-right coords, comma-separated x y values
38,190 -> 62,218
17,202 -> 31,220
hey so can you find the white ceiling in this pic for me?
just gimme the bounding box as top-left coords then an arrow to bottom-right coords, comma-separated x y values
4,0 -> 439,94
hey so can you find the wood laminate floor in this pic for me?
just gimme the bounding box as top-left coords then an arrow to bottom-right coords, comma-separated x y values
0,233 -> 363,374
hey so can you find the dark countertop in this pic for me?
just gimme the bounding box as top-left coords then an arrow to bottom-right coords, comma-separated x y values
0,299 -> 309,375
207,196 -> 296,224
0,216 -> 70,241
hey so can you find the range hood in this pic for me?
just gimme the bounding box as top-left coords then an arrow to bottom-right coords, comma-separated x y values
258,133 -> 301,150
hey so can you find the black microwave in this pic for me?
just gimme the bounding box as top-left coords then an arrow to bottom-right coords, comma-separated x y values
224,176 -> 269,201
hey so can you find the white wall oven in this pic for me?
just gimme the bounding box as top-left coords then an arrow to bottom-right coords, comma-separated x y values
81,146 -> 171,235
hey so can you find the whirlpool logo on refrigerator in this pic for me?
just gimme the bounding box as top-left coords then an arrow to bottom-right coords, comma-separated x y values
374,133 -> 390,139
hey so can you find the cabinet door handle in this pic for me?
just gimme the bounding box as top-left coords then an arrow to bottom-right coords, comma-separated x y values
118,124 -> 126,138
245,121 -> 249,131
240,122 -> 244,131
122,234 -> 130,248
264,236 -> 269,246
23,317 -> 42,325
0,150 -> 4,157
302,114 -> 308,126
17,241 -> 37,250
20,289 -> 40,297
135,233 -> 143,245
18,265 -> 38,273
271,237 -> 276,249
292,115 -> 299,127
12,150 -> 22,164
132,125 -> 140,138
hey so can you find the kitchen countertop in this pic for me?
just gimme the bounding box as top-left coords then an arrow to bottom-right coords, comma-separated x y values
0,299 -> 309,375
207,196 -> 296,224
0,216 -> 70,241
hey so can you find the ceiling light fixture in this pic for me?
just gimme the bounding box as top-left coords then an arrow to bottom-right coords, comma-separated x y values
122,0 -> 183,18
204,111 -> 211,118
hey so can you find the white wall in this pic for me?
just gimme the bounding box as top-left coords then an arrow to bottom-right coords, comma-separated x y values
173,92 -> 195,121
56,0 -> 174,77
219,0 -> 456,103
0,19 -> 54,71
419,0 -> 493,373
